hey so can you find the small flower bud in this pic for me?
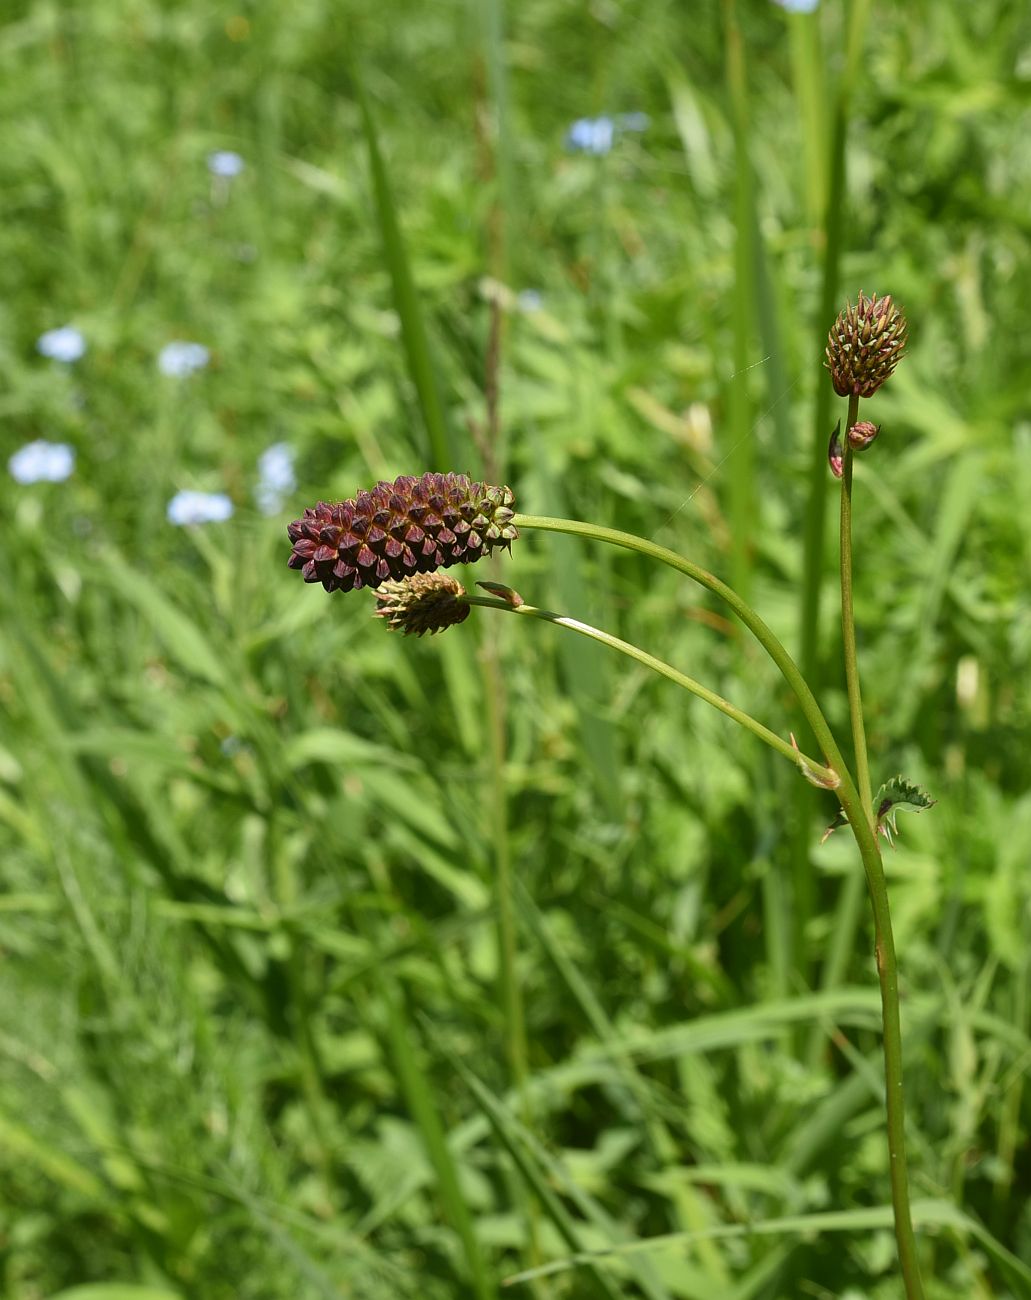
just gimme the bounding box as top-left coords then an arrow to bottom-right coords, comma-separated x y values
828,422 -> 844,479
825,291 -> 908,398
847,420 -> 881,451
374,573 -> 471,636
287,472 -> 518,593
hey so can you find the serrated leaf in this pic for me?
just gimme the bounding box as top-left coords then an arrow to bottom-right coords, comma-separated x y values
874,775 -> 937,846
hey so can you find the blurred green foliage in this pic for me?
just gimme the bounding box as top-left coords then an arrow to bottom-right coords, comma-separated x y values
2,1 -> 1031,1297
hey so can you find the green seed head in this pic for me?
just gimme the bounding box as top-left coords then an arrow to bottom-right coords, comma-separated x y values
373,573 -> 471,636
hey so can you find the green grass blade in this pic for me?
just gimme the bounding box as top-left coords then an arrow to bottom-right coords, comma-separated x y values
723,0 -> 757,602
447,1052 -> 629,1300
504,1199 -> 1011,1288
352,64 -> 453,469
375,971 -> 495,1300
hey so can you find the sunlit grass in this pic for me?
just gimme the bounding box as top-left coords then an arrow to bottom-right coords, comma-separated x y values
1,2 -> 1030,1296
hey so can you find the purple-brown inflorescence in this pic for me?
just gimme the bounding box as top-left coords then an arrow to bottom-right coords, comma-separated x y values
374,573 -> 471,636
287,472 -> 517,593
825,292 -> 908,399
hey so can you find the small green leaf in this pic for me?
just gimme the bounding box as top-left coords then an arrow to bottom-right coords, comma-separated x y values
874,775 -> 937,846
476,580 -> 524,608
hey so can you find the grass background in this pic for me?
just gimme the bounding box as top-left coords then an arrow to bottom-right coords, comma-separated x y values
2,1 -> 1031,1297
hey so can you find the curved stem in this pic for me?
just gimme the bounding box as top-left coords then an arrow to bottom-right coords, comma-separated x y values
840,393 -> 874,822
465,595 -> 836,783
513,513 -> 848,780
508,512 -> 925,1296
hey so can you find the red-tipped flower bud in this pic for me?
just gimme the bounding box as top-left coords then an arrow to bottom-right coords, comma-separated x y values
847,420 -> 881,451
287,472 -> 517,593
825,292 -> 908,398
374,573 -> 471,636
828,422 -> 844,479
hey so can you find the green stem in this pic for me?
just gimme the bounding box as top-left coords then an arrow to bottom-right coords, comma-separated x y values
508,512 -> 925,1297
513,514 -> 845,778
465,596 -> 835,783
850,818 -> 926,1298
840,394 -> 874,822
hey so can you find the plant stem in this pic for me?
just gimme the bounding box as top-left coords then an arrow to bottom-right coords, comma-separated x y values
840,393 -> 874,822
847,809 -> 926,1299
508,512 -> 925,1296
513,514 -> 845,776
835,406 -> 923,1295
465,595 -> 836,783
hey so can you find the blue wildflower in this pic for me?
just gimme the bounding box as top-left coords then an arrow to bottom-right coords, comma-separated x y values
566,117 -> 615,156
158,341 -> 210,377
772,0 -> 819,11
9,440 -> 75,484
167,490 -> 234,525
208,150 -> 245,178
37,326 -> 86,363
255,442 -> 297,516
517,289 -> 543,314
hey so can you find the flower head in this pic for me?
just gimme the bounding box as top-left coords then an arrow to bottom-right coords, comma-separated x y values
167,490 -> 234,525
37,326 -> 86,363
9,440 -> 75,484
825,292 -> 908,399
773,0 -> 819,11
374,573 -> 471,636
208,150 -> 245,178
256,442 -> 296,516
287,471 -> 518,593
158,341 -> 210,377
566,117 -> 615,155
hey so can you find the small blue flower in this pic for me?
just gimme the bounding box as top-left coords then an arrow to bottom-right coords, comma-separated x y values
158,341 -> 210,377
566,117 -> 615,156
208,150 -> 245,178
255,441 -> 297,516
37,326 -> 86,363
772,0 -> 819,11
167,490 -> 234,525
517,289 -> 543,314
9,440 -> 75,484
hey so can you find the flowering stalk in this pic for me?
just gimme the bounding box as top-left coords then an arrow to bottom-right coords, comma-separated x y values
506,511 -> 924,1296
288,298 -> 925,1292
825,294 -> 923,1298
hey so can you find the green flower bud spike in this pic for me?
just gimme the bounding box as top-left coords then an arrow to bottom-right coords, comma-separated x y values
374,573 -> 471,636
